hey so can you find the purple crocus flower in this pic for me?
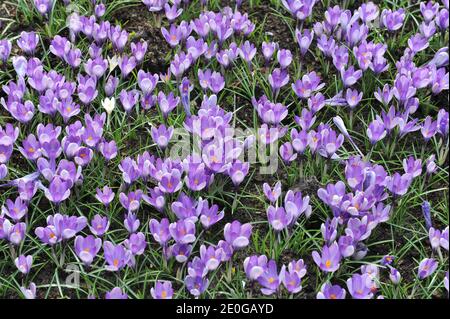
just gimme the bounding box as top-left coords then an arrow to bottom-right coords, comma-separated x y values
418,258 -> 438,279
0,40 -> 12,64
421,116 -> 438,141
262,41 -> 277,62
321,218 -> 339,245
0,164 -> 8,180
137,70 -> 158,95
162,24 -> 183,47
95,186 -> 115,208
388,266 -> 402,284
88,214 -> 110,237
239,40 -> 257,65
103,241 -> 132,271
151,124 -> 174,149
1,220 -> 26,245
77,75 -> 98,105
440,227 -> 448,251
227,160 -> 249,187
421,1 -> 440,22
18,180 -> 38,202
104,76 -> 119,97
169,220 -> 196,244
124,232 -> 147,255
17,32 -> 39,55
280,265 -> 303,294
198,199 -> 224,229
119,89 -> 140,113
143,187 -> 166,212
64,48 -> 82,68
15,255 -> 33,274
124,212 -> 140,233
224,220 -> 252,249
429,227 -> 442,250
42,176 -> 71,204
185,275 -> 209,297
157,91 -> 180,118
149,218 -> 171,246
98,140 -> 118,161
20,283 -> 36,299
170,243 -> 192,262
258,260 -> 281,296
345,88 -> 363,109
119,190 -> 143,213
74,235 -> 102,266
312,242 -> 341,272
386,172 -> 413,197
340,66 -> 362,87
317,283 -> 346,299
403,156 -> 422,178
359,1 -> 379,22
367,118 -> 387,144
380,8 -> 405,31
295,29 -> 314,55
151,281 -> 173,299
292,71 -> 325,99
2,197 -> 28,221
347,273 -> 374,299
267,206 -> 292,232
131,41 -> 148,64
118,55 -> 136,78
408,34 -> 430,53
268,68 -> 290,94
105,287 -> 128,299
277,49 -> 292,69
244,255 -> 268,280
263,181 -> 282,203
159,169 -> 183,193
186,37 -> 207,61
171,192 -> 198,222
208,71 -> 225,94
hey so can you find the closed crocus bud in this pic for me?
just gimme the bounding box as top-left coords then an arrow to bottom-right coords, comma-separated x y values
102,97 -> 115,115
389,267 -> 401,284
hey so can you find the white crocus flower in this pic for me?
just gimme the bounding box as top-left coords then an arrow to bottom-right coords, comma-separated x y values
102,97 -> 115,115
108,55 -> 119,72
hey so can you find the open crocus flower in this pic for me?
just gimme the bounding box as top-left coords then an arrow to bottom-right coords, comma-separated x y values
150,124 -> 174,149
124,232 -> 147,255
88,214 -> 110,237
199,244 -> 222,271
74,235 -> 102,266
20,283 -> 36,299
105,287 -> 128,299
257,260 -> 281,296
14,255 -> 33,274
169,220 -> 196,244
102,97 -> 115,115
317,282 -> 346,299
346,273 -> 374,299
149,218 -> 171,246
263,181 -> 282,203
267,206 -> 292,232
2,197 -> 28,221
224,220 -> 252,249
244,255 -> 268,280
280,265 -> 303,294
312,242 -> 341,272
95,186 -> 115,207
418,258 -> 438,280
198,199 -> 224,229
151,281 -> 174,299
103,241 -> 132,271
